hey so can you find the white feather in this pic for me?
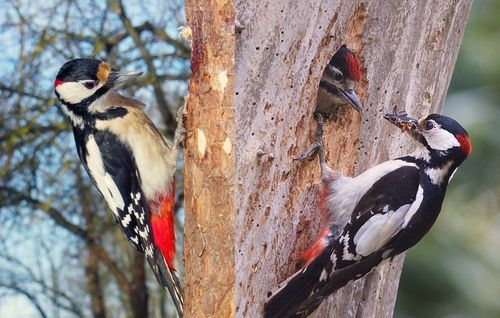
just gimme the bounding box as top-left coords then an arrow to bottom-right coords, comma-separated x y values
353,204 -> 410,256
55,81 -> 102,104
61,104 -> 84,128
425,161 -> 453,185
423,127 -> 460,151
402,185 -> 424,227
85,135 -> 125,214
325,160 -> 418,227
96,117 -> 175,200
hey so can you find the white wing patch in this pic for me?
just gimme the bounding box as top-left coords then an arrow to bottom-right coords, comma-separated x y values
353,204 -> 411,256
85,135 -> 125,215
403,185 -> 424,227
325,160 -> 418,228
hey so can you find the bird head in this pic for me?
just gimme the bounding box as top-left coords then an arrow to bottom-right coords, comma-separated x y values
320,45 -> 363,112
54,58 -> 142,108
384,112 -> 471,162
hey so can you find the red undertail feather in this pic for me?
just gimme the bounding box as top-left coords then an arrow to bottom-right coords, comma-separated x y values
346,52 -> 362,81
151,181 -> 176,269
456,134 -> 472,156
300,227 -> 329,267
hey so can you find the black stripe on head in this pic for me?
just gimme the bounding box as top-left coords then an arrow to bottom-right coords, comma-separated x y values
56,58 -> 103,82
425,114 -> 468,137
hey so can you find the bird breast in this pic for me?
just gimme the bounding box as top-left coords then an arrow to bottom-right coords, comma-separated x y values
95,107 -> 176,201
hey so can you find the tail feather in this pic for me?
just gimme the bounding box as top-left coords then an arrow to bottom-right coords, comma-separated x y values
263,269 -> 317,318
155,249 -> 184,317
263,247 -> 332,318
148,182 -> 183,316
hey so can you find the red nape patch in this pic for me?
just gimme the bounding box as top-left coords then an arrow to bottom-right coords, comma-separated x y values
456,134 -> 472,156
54,78 -> 63,89
300,227 -> 330,267
151,182 -> 176,269
346,52 -> 361,81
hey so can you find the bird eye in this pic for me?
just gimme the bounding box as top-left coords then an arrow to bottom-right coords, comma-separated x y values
334,72 -> 343,81
83,81 -> 97,89
424,121 -> 435,130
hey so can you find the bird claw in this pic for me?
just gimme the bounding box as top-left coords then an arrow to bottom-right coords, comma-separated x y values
294,142 -> 321,161
173,106 -> 187,147
295,112 -> 326,162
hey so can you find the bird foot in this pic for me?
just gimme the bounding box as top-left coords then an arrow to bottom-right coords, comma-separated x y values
294,142 -> 321,161
294,112 -> 326,163
173,106 -> 187,148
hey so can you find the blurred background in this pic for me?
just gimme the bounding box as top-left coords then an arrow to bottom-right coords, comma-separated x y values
0,1 -> 188,317
0,0 -> 498,317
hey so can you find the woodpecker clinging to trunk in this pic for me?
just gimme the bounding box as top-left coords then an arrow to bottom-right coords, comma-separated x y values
316,44 -> 363,115
54,58 -> 184,316
296,45 -> 362,161
264,112 -> 471,318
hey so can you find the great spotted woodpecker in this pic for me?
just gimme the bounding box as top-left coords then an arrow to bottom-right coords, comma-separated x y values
296,45 -> 362,161
316,44 -> 363,115
264,112 -> 471,318
54,59 -> 184,316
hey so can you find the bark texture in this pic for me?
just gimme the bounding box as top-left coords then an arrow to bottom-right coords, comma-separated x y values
184,0 -> 472,317
184,0 -> 236,317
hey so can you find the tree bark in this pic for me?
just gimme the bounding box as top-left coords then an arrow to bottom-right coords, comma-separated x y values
184,0 -> 472,317
183,1 -> 236,317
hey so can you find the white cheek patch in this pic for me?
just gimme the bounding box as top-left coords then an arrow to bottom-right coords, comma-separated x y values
85,135 -> 125,214
424,127 -> 461,151
56,81 -> 99,104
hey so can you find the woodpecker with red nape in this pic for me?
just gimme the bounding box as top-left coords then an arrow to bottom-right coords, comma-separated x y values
54,58 -> 184,316
316,44 -> 363,115
264,112 -> 471,318
296,45 -> 362,161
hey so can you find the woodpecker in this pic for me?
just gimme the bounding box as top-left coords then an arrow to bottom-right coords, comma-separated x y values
54,58 -> 184,316
264,112 -> 471,318
316,44 -> 363,115
295,45 -> 362,161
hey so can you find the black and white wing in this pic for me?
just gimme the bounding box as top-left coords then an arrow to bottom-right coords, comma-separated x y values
73,128 -> 152,255
264,164 -> 421,318
298,164 -> 421,316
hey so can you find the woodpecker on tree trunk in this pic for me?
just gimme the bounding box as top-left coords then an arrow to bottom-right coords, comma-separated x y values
296,45 -> 363,162
54,58 -> 184,317
264,112 -> 471,318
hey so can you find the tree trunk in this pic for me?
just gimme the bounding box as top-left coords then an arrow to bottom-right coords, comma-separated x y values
184,0 -> 472,317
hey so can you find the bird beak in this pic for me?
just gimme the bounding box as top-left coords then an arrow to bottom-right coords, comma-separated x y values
384,113 -> 420,137
107,70 -> 143,87
339,88 -> 363,112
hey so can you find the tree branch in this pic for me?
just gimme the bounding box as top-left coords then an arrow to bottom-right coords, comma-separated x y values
110,0 -> 177,134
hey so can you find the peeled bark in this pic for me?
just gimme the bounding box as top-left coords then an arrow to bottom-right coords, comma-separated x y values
184,0 -> 472,317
